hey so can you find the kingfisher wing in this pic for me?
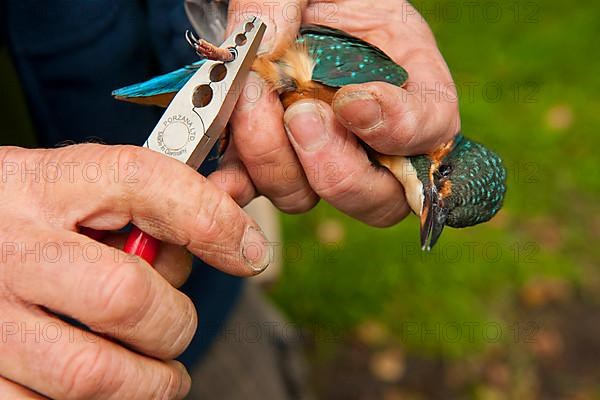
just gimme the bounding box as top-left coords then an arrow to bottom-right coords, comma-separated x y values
112,60 -> 206,107
299,25 -> 408,88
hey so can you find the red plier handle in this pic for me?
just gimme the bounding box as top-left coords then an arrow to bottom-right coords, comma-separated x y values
124,228 -> 160,264
80,226 -> 159,264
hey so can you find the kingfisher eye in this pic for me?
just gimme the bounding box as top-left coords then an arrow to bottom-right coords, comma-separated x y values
438,164 -> 453,177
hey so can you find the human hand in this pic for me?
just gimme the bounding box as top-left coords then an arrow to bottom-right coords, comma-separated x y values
0,144 -> 270,399
211,0 -> 459,227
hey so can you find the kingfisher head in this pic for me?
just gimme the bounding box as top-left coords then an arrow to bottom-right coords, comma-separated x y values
412,136 -> 506,250
380,135 -> 506,250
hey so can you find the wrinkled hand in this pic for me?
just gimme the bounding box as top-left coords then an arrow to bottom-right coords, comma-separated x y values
211,0 -> 460,227
0,144 -> 270,399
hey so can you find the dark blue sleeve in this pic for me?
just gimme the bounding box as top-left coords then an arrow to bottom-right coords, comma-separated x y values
5,0 -> 242,368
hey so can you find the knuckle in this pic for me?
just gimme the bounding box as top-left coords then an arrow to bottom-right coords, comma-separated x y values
0,147 -> 46,207
273,188 -> 319,213
56,345 -> 119,399
110,145 -> 155,195
242,147 -> 280,170
95,260 -> 152,324
108,144 -> 183,206
190,188 -> 234,245
315,167 -> 359,202
245,160 -> 312,203
232,112 -> 291,165
389,109 -> 423,148
0,146 -> 34,167
237,130 -> 286,164
112,144 -> 145,167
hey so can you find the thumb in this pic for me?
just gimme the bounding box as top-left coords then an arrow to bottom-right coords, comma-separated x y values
332,81 -> 459,155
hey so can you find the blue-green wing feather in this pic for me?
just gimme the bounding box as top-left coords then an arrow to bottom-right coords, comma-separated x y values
112,60 -> 205,99
113,25 -> 407,102
298,25 -> 408,88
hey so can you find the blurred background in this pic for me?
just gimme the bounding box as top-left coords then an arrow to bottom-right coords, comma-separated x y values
257,0 -> 600,399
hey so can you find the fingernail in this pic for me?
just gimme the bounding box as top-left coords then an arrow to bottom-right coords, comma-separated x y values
242,226 -> 271,273
283,101 -> 328,152
334,91 -> 383,131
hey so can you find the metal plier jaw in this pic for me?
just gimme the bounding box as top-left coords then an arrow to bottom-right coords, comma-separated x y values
144,17 -> 266,169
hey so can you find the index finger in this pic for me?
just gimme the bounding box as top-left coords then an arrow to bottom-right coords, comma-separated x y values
5,144 -> 271,276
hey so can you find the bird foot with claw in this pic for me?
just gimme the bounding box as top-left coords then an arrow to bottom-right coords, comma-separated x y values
185,30 -> 235,62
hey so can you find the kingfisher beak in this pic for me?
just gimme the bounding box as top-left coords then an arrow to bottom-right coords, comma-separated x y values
420,184 -> 448,251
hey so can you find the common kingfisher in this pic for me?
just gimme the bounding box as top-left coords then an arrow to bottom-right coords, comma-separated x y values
113,24 -> 507,250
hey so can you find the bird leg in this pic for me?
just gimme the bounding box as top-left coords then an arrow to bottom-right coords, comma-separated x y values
185,30 -> 235,62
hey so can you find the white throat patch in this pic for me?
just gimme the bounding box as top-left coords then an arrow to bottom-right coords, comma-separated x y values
378,156 -> 424,216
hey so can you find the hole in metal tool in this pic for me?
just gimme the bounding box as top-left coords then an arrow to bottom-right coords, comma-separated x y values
235,34 -> 247,46
244,22 -> 255,32
210,64 -> 227,82
227,47 -> 237,61
192,84 -> 213,107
